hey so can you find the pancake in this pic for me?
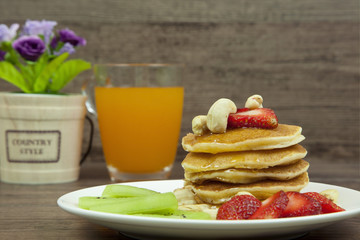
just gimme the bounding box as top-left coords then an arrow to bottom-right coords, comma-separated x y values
184,159 -> 309,184
182,124 -> 305,154
186,172 -> 309,204
182,144 -> 307,173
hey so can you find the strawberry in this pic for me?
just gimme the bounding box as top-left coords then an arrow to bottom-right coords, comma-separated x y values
216,195 -> 261,220
227,108 -> 278,129
304,192 -> 345,214
281,192 -> 321,218
249,190 -> 289,219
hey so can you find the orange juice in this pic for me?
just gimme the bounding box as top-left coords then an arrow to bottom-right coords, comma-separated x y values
95,87 -> 184,174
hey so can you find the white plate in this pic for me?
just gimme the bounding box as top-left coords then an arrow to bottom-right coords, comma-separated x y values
57,180 -> 360,240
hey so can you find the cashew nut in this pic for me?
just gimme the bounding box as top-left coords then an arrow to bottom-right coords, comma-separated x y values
206,98 -> 237,134
245,94 -> 263,109
192,115 -> 209,136
320,189 -> 339,203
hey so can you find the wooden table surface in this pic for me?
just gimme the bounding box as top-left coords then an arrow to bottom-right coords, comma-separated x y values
0,159 -> 359,240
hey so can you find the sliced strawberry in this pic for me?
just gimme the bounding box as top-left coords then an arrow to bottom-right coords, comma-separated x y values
227,108 -> 278,129
216,195 -> 261,220
249,190 -> 289,219
281,192 -> 321,218
304,192 -> 345,214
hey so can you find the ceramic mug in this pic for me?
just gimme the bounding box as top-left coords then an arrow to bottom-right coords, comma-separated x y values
0,93 -> 93,184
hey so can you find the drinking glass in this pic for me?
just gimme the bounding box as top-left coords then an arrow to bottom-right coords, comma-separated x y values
83,64 -> 183,182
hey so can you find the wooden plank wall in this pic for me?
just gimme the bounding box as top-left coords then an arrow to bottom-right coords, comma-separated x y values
0,0 -> 359,177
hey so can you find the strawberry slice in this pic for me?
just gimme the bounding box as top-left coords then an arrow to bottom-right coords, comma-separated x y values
281,192 -> 321,218
227,108 -> 278,129
304,192 -> 345,214
249,190 -> 289,219
216,195 -> 261,220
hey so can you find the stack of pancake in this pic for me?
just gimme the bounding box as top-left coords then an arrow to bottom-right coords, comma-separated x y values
181,124 -> 309,205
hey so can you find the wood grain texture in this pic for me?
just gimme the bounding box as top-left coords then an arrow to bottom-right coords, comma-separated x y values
0,0 -> 358,176
0,0 -> 357,23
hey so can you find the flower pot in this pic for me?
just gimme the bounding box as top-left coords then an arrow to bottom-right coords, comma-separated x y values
0,92 -> 87,184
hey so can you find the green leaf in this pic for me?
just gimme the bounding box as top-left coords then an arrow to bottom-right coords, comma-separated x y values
30,54 -> 49,84
0,41 -> 12,52
49,59 -> 91,92
0,61 -> 31,93
19,64 -> 36,86
33,52 -> 69,93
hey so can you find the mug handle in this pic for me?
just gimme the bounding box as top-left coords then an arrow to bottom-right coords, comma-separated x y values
81,78 -> 98,117
80,79 -> 97,165
80,115 -> 94,165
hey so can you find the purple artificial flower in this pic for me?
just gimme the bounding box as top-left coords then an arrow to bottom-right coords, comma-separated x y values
58,28 -> 86,47
53,42 -> 75,56
0,50 -> 6,61
0,23 -> 19,43
50,35 -> 59,49
22,20 -> 57,44
12,35 -> 45,61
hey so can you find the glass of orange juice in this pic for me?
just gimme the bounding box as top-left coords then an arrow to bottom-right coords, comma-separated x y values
83,64 -> 184,182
